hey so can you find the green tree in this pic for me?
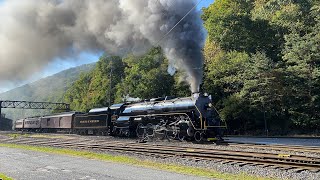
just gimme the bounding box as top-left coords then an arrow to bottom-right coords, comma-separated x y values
202,0 -> 281,59
203,40 -> 250,101
64,72 -> 91,111
282,4 -> 320,129
202,0 -> 320,134
203,40 -> 251,133
115,47 -> 175,102
64,55 -> 124,112
252,0 -> 313,32
241,52 -> 290,133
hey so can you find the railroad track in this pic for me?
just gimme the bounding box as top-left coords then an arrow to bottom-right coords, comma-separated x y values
0,136 -> 319,173
224,141 -> 320,154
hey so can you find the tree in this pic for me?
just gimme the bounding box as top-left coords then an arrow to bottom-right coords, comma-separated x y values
203,39 -> 251,133
240,52 -> 290,133
203,40 -> 250,101
64,72 -> 91,111
252,0 -> 313,32
202,0 -> 281,59
202,0 -> 320,134
282,4 -> 320,129
64,55 -> 124,112
114,47 -> 175,102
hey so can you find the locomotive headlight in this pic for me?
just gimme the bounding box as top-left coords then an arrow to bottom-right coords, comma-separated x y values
205,103 -> 213,110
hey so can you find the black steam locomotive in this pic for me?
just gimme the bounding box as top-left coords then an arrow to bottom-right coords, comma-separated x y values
15,93 -> 226,142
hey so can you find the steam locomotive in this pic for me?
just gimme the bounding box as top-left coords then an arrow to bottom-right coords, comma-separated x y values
15,93 -> 226,142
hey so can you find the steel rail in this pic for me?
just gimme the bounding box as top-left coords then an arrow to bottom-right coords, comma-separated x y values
225,142 -> 320,154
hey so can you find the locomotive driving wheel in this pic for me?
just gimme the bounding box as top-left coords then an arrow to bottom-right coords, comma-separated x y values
136,123 -> 145,138
166,125 -> 178,140
146,123 -> 155,138
177,131 -> 186,141
194,131 -> 203,142
154,124 -> 166,140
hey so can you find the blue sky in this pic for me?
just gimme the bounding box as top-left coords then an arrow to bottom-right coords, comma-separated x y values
0,0 -> 214,93
199,0 -> 214,10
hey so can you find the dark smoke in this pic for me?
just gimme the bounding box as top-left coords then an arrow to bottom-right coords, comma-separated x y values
0,0 -> 205,92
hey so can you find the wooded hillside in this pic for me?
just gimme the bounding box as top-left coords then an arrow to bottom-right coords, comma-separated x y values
0,63 -> 95,120
202,0 -> 319,135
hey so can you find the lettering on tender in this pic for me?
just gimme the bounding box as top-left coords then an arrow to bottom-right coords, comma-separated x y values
80,120 -> 100,124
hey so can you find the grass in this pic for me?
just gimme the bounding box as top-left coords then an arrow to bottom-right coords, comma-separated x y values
0,143 -> 275,180
6,133 -> 30,139
0,173 -> 13,180
28,134 -> 70,139
6,133 -> 69,139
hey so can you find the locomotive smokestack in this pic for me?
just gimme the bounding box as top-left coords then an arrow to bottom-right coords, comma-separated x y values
192,92 -> 200,99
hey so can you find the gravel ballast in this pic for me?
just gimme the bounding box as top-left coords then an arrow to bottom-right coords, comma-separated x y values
1,132 -> 319,180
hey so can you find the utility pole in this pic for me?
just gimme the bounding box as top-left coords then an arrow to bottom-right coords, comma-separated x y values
263,103 -> 268,137
109,61 -> 113,107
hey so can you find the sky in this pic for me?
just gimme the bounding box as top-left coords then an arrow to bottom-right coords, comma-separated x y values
0,0 -> 214,93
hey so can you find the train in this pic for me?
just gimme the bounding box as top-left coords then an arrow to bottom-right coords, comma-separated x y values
14,93 -> 226,142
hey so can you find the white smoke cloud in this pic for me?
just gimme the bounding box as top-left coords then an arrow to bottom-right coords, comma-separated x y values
0,0 -> 205,92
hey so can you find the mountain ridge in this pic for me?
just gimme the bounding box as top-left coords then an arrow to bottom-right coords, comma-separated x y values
0,63 -> 96,120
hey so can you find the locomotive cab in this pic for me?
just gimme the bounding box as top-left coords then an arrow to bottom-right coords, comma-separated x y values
193,92 -> 225,141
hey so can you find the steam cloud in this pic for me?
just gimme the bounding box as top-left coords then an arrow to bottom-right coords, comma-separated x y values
0,0 -> 205,92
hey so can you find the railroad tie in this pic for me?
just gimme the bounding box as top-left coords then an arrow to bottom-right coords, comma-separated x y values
221,161 -> 234,164
271,166 -> 282,169
309,169 -> 320,173
280,167 -> 295,171
236,162 -> 249,167
259,164 -> 274,168
293,168 -> 307,173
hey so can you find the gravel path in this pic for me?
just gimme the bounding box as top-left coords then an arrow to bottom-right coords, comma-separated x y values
0,146 -> 210,180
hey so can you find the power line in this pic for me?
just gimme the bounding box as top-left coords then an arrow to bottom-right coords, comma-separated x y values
155,0 -> 204,45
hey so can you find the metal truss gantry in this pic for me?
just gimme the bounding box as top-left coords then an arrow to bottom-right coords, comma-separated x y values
0,100 -> 70,117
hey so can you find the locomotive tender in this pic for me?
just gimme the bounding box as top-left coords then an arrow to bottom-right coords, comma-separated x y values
15,93 -> 225,142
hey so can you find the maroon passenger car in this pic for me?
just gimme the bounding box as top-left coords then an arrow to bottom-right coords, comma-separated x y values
40,112 -> 81,132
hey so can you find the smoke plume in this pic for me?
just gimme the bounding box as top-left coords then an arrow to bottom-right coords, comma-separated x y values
0,0 -> 205,92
